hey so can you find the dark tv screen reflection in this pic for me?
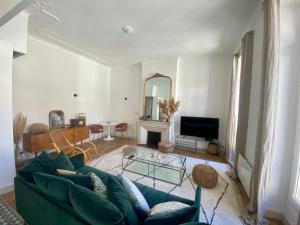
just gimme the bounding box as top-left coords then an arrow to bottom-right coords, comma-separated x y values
180,116 -> 219,139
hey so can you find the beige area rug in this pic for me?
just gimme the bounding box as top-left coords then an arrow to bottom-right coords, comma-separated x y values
89,146 -> 242,225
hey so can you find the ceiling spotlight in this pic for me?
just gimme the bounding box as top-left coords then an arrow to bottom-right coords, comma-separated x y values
122,25 -> 136,34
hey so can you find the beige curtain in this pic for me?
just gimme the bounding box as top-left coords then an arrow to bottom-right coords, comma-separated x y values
226,54 -> 242,166
235,31 -> 254,161
248,0 -> 280,224
226,32 -> 254,167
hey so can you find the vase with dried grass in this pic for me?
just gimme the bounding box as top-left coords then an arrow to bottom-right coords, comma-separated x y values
13,112 -> 27,161
158,97 -> 180,122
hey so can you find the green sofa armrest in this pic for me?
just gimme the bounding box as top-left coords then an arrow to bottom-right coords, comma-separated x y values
134,182 -> 195,208
70,154 -> 85,169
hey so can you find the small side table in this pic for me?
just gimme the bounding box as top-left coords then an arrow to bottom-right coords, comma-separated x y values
100,122 -> 117,141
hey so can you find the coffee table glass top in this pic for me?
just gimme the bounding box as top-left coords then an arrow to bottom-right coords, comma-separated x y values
122,147 -> 186,185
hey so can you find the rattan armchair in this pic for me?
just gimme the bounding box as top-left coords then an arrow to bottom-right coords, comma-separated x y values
49,129 -> 97,164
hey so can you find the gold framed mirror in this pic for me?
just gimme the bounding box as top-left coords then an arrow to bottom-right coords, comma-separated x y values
144,73 -> 172,120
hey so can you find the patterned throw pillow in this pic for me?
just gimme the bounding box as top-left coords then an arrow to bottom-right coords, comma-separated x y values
89,172 -> 107,198
120,175 -> 150,216
150,201 -> 190,216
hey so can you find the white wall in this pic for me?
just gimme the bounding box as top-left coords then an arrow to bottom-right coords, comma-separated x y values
0,40 -> 15,194
0,12 -> 28,54
110,64 -> 141,137
175,54 -> 232,146
13,36 -> 111,129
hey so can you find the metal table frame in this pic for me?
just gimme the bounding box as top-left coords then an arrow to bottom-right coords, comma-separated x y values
122,148 -> 186,186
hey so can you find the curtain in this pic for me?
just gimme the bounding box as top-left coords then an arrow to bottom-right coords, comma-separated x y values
226,31 -> 254,168
226,54 -> 242,166
235,31 -> 254,162
250,0 -> 280,224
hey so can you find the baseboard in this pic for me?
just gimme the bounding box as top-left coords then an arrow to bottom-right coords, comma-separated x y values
265,210 -> 291,225
0,184 -> 14,195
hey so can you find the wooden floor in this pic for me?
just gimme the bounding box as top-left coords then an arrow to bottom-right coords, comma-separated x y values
1,137 -> 283,225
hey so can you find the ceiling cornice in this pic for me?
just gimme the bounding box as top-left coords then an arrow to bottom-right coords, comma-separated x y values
31,0 -> 107,64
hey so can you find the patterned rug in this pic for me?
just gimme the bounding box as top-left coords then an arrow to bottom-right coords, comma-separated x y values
0,197 -> 24,225
89,146 -> 243,225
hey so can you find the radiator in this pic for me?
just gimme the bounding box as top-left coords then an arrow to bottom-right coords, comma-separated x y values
237,154 -> 253,197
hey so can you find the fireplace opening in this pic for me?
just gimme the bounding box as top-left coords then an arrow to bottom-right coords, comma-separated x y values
147,131 -> 161,148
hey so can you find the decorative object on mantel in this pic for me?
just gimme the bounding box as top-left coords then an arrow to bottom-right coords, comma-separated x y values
28,123 -> 49,134
13,112 -> 27,161
49,110 -> 65,129
159,97 -> 180,122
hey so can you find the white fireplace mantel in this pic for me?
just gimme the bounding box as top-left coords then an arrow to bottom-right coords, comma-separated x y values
137,120 -> 174,145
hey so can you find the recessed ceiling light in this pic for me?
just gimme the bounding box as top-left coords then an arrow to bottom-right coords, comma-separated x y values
122,25 -> 136,34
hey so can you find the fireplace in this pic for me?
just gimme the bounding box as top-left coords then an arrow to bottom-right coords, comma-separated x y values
147,131 -> 161,148
137,120 -> 174,145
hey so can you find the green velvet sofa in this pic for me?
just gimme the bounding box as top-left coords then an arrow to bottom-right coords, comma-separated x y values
15,153 -> 203,225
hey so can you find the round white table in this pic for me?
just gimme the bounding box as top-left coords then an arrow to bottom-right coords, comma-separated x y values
100,122 -> 118,141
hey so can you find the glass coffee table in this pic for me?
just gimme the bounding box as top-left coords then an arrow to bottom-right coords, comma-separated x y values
122,147 -> 186,186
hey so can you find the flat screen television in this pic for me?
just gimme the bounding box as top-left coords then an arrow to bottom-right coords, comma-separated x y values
180,116 -> 219,139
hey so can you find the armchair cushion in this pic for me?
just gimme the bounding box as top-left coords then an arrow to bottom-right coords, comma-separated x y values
69,183 -> 125,225
33,172 -> 73,203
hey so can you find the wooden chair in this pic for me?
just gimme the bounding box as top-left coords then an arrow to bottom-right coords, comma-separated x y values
114,123 -> 129,138
49,129 -> 97,164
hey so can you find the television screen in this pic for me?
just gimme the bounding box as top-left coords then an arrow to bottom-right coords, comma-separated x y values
180,116 -> 219,139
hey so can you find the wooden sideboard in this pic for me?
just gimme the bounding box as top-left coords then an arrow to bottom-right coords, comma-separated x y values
23,126 -> 90,154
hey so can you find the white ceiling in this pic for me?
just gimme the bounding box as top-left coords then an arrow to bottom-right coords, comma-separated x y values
26,0 -> 259,66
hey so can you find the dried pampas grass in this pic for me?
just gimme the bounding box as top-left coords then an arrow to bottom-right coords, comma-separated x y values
159,97 -> 180,121
13,112 -> 27,145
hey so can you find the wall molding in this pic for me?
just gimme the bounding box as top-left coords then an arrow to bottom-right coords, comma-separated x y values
31,0 -> 107,64
0,184 -> 14,195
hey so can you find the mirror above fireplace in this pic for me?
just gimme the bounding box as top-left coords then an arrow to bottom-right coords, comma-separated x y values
144,73 -> 172,121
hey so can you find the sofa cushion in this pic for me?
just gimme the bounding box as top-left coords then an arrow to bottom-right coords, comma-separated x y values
38,152 -> 75,174
89,172 -> 107,198
69,183 -> 124,225
107,176 -> 141,225
18,158 -> 46,182
143,206 -> 199,225
150,201 -> 190,216
33,172 -> 73,202
120,175 -> 150,216
57,173 -> 93,190
78,166 -> 110,185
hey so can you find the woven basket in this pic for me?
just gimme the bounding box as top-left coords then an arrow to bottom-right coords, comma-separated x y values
158,141 -> 174,153
192,164 -> 218,188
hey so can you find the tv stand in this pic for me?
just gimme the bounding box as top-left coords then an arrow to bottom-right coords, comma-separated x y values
175,135 -> 205,152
